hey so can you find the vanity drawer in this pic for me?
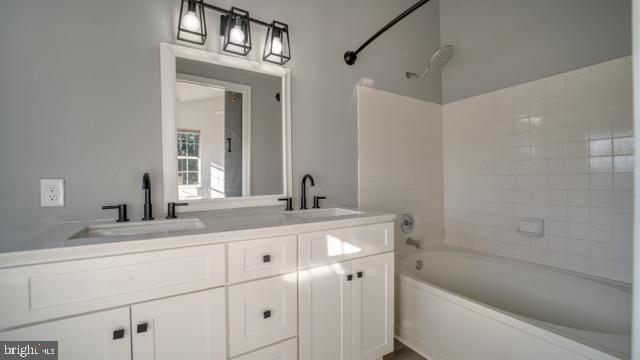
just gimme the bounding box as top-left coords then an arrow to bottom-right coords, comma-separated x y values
233,338 -> 297,360
0,244 -> 225,330
299,222 -> 394,269
228,235 -> 297,284
228,274 -> 298,356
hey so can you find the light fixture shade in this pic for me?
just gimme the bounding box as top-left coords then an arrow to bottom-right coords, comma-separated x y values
222,7 -> 252,56
177,0 -> 207,45
263,21 -> 291,65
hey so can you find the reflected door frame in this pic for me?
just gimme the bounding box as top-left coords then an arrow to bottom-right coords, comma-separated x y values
160,42 -> 292,211
177,74 -> 252,197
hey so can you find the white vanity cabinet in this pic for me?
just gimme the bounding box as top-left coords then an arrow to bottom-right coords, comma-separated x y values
298,224 -> 395,360
0,217 -> 395,360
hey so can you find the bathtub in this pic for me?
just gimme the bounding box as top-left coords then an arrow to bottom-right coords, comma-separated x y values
395,246 -> 631,360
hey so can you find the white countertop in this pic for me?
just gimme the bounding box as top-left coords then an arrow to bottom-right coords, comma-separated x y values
0,206 -> 395,269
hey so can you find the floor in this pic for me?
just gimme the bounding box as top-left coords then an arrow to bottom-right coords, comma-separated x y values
383,340 -> 427,360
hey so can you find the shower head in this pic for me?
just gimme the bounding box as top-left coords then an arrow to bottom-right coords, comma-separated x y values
406,44 -> 454,79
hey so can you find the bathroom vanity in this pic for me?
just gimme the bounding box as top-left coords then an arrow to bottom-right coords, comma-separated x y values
0,207 -> 395,360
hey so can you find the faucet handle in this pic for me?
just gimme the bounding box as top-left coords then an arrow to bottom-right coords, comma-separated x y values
102,204 -> 129,223
278,197 -> 294,211
312,196 -> 327,209
166,202 -> 188,219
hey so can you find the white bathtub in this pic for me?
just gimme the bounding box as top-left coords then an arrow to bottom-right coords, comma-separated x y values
395,246 -> 631,360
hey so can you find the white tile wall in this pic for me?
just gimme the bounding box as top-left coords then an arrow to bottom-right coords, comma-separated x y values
357,86 -> 444,255
443,56 -> 634,282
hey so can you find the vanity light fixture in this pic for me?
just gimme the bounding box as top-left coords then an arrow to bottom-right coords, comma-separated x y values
263,21 -> 291,65
175,1 -> 292,63
220,7 -> 252,56
177,0 -> 207,45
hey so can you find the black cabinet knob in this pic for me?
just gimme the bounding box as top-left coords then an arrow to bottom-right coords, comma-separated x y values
137,323 -> 149,333
263,254 -> 271,263
263,310 -> 272,319
357,271 -> 363,278
347,274 -> 353,281
113,328 -> 125,340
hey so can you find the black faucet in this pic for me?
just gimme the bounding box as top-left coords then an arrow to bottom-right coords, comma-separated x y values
102,204 -> 129,223
300,174 -> 315,210
142,173 -> 153,220
166,202 -> 188,219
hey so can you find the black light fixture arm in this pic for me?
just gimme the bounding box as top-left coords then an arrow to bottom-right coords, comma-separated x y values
200,2 -> 270,28
344,0 -> 431,65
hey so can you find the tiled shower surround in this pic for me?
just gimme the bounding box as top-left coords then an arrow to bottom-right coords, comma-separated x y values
357,56 -> 633,282
444,56 -> 633,282
358,86 -> 445,256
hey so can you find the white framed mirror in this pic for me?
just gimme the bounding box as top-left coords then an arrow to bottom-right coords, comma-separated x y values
160,43 -> 292,211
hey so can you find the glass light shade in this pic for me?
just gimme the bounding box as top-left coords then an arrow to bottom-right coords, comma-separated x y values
177,0 -> 207,45
271,37 -> 283,55
223,7 -> 252,56
263,21 -> 291,65
229,25 -> 245,44
182,11 -> 201,32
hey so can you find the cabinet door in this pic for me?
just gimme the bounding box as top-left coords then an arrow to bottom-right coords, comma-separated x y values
0,307 -> 131,360
351,252 -> 394,360
299,261 -> 352,360
131,288 -> 226,360
228,274 -> 298,356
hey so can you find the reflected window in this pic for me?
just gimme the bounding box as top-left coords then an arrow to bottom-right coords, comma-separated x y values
177,130 -> 201,199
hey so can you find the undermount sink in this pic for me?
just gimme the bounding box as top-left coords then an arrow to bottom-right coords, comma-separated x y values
287,208 -> 363,219
68,218 -> 206,239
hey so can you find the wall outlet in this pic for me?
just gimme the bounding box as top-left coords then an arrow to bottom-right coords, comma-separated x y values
40,179 -> 64,207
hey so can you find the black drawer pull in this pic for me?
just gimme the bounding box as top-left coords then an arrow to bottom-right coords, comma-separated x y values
347,274 -> 353,281
263,254 -> 271,263
113,328 -> 125,340
357,271 -> 363,278
263,310 -> 272,319
137,323 -> 149,333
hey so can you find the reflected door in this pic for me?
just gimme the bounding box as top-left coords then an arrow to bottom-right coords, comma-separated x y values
224,91 -> 243,197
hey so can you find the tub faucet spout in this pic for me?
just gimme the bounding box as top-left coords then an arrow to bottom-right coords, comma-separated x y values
406,237 -> 423,249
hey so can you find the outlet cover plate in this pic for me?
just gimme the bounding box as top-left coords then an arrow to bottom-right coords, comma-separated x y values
40,179 -> 64,207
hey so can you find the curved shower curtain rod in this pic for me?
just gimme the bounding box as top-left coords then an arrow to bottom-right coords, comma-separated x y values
344,0 -> 432,66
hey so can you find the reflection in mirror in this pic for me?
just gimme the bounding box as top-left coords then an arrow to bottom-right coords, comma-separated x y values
175,58 -> 283,201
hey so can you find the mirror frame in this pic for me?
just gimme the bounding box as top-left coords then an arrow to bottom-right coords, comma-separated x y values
160,42 -> 292,211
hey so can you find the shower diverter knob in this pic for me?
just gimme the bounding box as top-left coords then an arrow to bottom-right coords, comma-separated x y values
401,213 -> 415,234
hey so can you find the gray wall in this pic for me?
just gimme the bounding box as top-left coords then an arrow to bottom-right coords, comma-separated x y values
0,0 -> 442,246
440,0 -> 632,103
177,58 -> 284,196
